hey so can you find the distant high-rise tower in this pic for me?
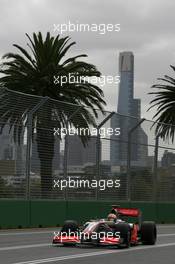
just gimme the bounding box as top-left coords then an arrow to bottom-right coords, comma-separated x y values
117,52 -> 134,115
110,52 -> 148,167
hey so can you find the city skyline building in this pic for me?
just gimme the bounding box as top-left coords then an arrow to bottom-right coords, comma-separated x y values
67,135 -> 98,167
161,150 -> 175,167
110,51 -> 148,167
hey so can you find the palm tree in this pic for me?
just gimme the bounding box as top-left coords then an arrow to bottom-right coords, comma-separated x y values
0,32 -> 106,197
149,65 -> 175,142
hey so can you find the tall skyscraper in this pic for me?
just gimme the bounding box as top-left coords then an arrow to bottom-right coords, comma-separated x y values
117,52 -> 134,116
110,52 -> 148,167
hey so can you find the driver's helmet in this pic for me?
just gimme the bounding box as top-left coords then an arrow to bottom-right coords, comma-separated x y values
107,213 -> 117,221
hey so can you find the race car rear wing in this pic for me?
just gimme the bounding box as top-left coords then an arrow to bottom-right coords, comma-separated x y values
111,205 -> 141,217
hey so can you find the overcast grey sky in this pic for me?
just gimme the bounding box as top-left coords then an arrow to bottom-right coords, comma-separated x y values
1,0 -> 175,120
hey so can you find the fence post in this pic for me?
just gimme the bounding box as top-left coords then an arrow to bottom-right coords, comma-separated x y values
95,112 -> 115,200
63,106 -> 83,200
127,118 -> 145,201
25,97 -> 49,200
95,128 -> 101,200
153,134 -> 159,202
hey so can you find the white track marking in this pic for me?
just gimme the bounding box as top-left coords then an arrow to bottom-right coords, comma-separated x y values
158,233 -> 175,237
11,242 -> 175,264
157,225 -> 175,228
0,233 -> 174,251
0,243 -> 51,251
0,225 -> 174,236
0,231 -> 57,236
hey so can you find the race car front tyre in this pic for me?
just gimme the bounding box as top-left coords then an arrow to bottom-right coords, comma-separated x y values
61,220 -> 79,233
61,220 -> 79,247
115,223 -> 131,248
141,221 -> 157,245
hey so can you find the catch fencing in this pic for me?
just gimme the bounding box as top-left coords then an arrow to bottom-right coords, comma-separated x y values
0,87 -> 175,202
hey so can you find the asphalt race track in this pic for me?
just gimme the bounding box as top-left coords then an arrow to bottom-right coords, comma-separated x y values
0,225 -> 175,264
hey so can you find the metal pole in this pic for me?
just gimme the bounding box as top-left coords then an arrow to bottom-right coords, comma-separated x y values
63,106 -> 83,200
25,97 -> 49,200
127,118 -> 145,201
95,112 -> 115,200
63,124 -> 68,201
153,135 -> 159,202
26,118 -> 32,200
95,128 -> 100,200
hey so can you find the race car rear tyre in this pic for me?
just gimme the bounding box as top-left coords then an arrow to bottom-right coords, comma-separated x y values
141,221 -> 157,245
115,223 -> 131,248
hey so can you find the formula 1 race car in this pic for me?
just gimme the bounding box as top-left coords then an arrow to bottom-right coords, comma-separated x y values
52,205 -> 157,248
